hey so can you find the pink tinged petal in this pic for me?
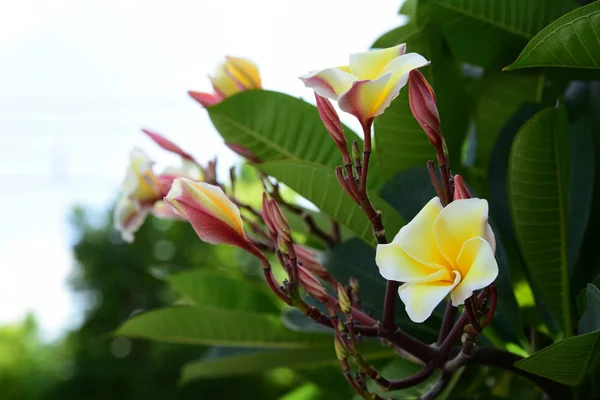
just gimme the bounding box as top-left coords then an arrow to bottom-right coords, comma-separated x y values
376,242 -> 450,283
122,148 -> 161,202
188,91 -> 223,107
434,198 -> 490,266
113,196 -> 148,243
299,67 -> 357,100
142,129 -> 195,161
399,271 -> 461,323
349,44 -> 407,80
391,197 -> 447,268
337,73 -> 391,125
294,245 -> 328,279
451,237 -> 498,306
151,200 -> 185,220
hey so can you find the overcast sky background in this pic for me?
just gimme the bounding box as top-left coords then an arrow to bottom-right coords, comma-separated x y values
0,1 -> 404,340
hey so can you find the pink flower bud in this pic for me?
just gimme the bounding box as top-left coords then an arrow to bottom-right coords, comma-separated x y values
262,193 -> 277,237
225,142 -> 261,163
315,94 -> 346,149
453,175 -> 472,201
408,70 -> 443,149
188,91 -> 223,108
294,245 -> 329,279
142,129 -> 195,161
298,265 -> 329,303
165,178 -> 263,260
267,198 -> 292,243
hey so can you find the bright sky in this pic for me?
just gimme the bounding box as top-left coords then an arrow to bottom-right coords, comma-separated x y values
0,0 -> 404,340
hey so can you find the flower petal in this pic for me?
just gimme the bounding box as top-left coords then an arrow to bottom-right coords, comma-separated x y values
188,90 -> 223,107
299,67 -> 357,100
337,73 -> 391,124
399,271 -> 461,323
122,147 -> 161,202
225,56 -> 262,89
210,65 -> 244,97
376,242 -> 450,283
485,223 -> 496,254
113,196 -> 148,243
349,44 -> 407,80
391,197 -> 447,268
451,237 -> 498,306
434,198 -> 490,266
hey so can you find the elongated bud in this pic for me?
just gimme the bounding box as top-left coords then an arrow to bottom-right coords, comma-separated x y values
334,335 -> 347,361
225,142 -> 261,163
165,178 -> 264,260
408,70 -> 445,152
294,245 -> 329,279
453,175 -> 472,200
142,129 -> 195,161
337,283 -> 352,313
188,91 -> 223,108
268,199 -> 292,242
277,235 -> 289,255
298,265 -> 329,303
337,320 -> 345,332
262,193 -> 277,236
349,277 -> 359,294
351,141 -> 361,163
315,94 -> 347,150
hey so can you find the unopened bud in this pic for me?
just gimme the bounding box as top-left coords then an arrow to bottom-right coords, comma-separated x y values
277,236 -> 289,255
337,320 -> 345,332
315,94 -> 346,149
408,70 -> 445,152
337,283 -> 352,313
349,277 -> 360,294
142,129 -> 195,161
261,193 -> 277,236
269,199 -> 292,242
351,141 -> 361,163
225,142 -> 261,163
298,265 -> 328,303
334,335 -> 347,361
294,245 -> 329,278
453,175 -> 472,200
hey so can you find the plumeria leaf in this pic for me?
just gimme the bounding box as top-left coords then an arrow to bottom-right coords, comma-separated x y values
180,341 -> 394,383
430,0 -> 576,67
577,276 -> 600,316
508,106 -> 572,336
258,160 -> 404,247
505,2 -> 600,71
515,328 -> 600,385
579,283 -> 600,334
167,269 -> 279,313
114,306 -> 331,348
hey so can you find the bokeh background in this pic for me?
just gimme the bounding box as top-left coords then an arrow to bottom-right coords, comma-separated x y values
0,1 -> 403,399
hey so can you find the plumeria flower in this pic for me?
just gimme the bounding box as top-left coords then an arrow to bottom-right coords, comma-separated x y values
300,44 -> 429,125
376,197 -> 498,323
189,56 -> 262,107
165,178 -> 263,260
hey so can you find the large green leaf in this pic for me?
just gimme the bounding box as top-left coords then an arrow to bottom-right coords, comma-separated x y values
474,70 -> 544,168
323,237 -> 440,342
180,341 -> 394,383
374,24 -> 469,180
372,22 -> 422,49
258,160 -> 404,246
508,106 -> 572,335
577,275 -> 600,316
579,284 -> 600,334
167,269 -> 279,313
430,0 -> 576,67
505,2 -> 600,71
207,90 -> 359,168
115,306 -> 331,348
515,328 -> 600,385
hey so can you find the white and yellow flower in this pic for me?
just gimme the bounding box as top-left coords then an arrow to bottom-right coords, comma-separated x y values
300,44 -> 429,125
376,197 -> 498,323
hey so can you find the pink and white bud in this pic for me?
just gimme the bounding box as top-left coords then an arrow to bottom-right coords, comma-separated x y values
315,94 -> 346,150
453,175 -> 472,201
142,129 -> 195,162
225,142 -> 261,163
408,70 -> 443,149
165,178 -> 263,259
298,265 -> 329,303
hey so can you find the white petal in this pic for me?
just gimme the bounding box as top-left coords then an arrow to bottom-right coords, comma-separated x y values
349,44 -> 407,80
376,242 -> 450,283
399,271 -> 461,323
299,67 -> 357,99
451,237 -> 498,306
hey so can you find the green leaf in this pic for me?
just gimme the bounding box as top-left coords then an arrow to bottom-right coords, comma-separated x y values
508,106 -> 572,335
180,341 -> 395,383
258,160 -> 404,246
374,24 -> 469,180
474,70 -> 544,168
372,22 -> 422,48
431,0 -> 576,67
577,275 -> 600,316
505,2 -> 600,71
167,269 -> 279,313
323,237 -> 440,342
115,306 -> 331,348
207,90 -> 359,169
579,283 -> 600,334
515,329 -> 600,385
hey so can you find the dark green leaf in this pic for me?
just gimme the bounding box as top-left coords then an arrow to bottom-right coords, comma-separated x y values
207,90 -> 358,168
374,24 -> 469,180
505,2 -> 600,71
431,0 -> 576,67
579,284 -> 600,334
577,275 -> 600,316
372,22 -> 422,49
180,341 -> 394,383
167,269 -> 279,313
115,306 -> 331,348
508,106 -> 572,335
258,160 -> 404,246
515,329 -> 600,385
